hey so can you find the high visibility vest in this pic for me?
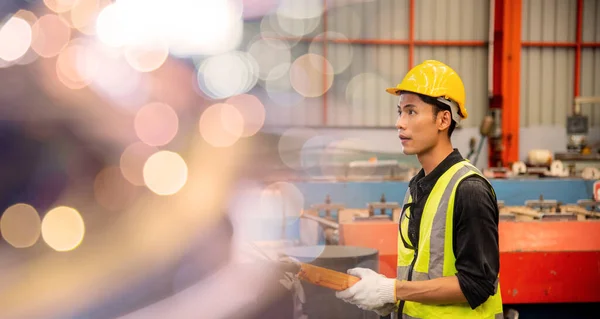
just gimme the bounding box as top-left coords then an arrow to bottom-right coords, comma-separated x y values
394,161 -> 503,319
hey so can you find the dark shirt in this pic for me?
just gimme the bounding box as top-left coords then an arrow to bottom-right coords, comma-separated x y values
406,149 -> 500,309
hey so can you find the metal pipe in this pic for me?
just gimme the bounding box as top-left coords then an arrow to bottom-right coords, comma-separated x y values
300,211 -> 339,229
573,96 -> 600,115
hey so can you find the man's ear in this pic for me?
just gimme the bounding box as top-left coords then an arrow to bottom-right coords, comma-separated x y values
437,110 -> 452,131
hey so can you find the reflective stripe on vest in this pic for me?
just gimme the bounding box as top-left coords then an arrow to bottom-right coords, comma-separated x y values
394,313 -> 504,319
394,161 -> 503,319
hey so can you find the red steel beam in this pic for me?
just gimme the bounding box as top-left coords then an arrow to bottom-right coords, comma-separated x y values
574,0 -> 583,98
265,36 -> 486,46
522,42 -> 600,48
408,0 -> 415,69
500,0 -> 521,166
522,41 -> 577,47
264,35 -> 487,47
490,0 -> 521,167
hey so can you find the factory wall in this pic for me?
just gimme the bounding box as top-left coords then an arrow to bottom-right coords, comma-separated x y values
248,0 -> 490,129
247,0 -> 600,167
521,0 -> 600,129
581,0 -> 600,127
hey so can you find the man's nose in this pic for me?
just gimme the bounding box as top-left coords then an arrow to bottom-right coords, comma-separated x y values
395,114 -> 406,130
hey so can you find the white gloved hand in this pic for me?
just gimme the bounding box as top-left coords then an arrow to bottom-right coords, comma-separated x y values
373,302 -> 397,317
335,268 -> 397,311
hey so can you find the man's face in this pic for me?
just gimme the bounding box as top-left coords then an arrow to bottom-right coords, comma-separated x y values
395,93 -> 441,155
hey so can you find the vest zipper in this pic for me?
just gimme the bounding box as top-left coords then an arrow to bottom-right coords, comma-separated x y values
398,250 -> 418,315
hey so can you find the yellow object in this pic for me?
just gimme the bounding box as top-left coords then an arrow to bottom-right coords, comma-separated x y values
581,146 -> 591,155
396,161 -> 503,318
386,60 -> 468,120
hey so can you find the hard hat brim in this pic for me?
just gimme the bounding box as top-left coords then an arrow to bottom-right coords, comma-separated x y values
385,87 -> 401,95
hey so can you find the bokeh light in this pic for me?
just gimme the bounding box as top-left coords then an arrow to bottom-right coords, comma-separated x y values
31,14 -> 71,58
261,182 -> 304,225
264,63 -> 305,107
124,41 -> 170,73
345,73 -> 389,108
95,0 -> 243,56
247,37 -> 291,80
225,94 -> 265,137
0,17 -> 33,62
56,41 -> 93,89
41,206 -> 85,252
199,103 -> 244,148
15,47 -> 40,66
94,166 -> 138,212
277,0 -> 324,19
300,135 -> 337,177
319,138 -> 366,177
275,13 -> 320,37
44,0 -> 78,13
278,128 -> 318,170
13,10 -> 38,25
143,151 -> 188,196
70,0 -> 107,35
0,203 -> 41,248
84,43 -> 146,107
327,6 -> 362,38
196,51 -> 259,99
95,2 -> 123,47
166,0 -> 244,56
259,15 -> 290,42
134,102 -> 179,146
120,142 -> 159,186
229,181 -> 305,243
310,32 -> 353,74
290,54 -> 334,98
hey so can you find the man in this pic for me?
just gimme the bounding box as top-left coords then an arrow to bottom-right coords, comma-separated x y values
335,60 -> 503,319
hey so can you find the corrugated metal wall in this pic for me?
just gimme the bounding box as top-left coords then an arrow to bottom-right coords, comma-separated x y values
521,0 -> 600,128
251,0 -> 490,128
581,0 -> 600,127
521,0 -> 576,127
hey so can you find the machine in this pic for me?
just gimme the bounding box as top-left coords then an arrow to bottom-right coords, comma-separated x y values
249,131 -> 600,318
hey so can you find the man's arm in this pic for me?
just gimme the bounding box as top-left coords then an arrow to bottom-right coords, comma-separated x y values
394,276 -> 466,304
453,176 -> 500,308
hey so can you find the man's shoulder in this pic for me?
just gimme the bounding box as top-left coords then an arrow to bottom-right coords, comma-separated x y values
456,174 -> 495,196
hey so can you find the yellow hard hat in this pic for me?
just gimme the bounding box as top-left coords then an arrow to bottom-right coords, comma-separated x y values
386,60 -> 468,120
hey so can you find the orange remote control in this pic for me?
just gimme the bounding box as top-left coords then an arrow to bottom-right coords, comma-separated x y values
297,263 -> 361,291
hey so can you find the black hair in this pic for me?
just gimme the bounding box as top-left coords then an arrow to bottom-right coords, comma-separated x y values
411,92 -> 457,137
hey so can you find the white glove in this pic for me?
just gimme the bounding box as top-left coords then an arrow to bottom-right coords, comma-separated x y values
335,268 -> 397,311
373,302 -> 397,317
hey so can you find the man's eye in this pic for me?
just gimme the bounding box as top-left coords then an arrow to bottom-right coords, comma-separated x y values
408,110 -> 416,115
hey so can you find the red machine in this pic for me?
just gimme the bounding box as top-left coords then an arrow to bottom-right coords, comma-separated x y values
339,219 -> 600,304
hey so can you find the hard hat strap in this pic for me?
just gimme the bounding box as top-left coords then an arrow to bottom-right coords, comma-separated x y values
437,98 -> 462,123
